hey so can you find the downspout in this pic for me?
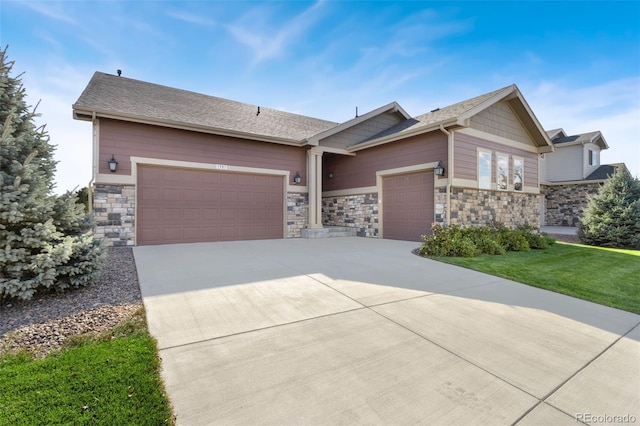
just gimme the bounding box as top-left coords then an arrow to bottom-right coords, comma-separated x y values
87,112 -> 97,213
439,124 -> 453,225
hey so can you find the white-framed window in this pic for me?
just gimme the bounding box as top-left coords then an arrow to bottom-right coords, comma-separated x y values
478,149 -> 492,190
496,153 -> 509,191
589,149 -> 599,166
513,157 -> 524,192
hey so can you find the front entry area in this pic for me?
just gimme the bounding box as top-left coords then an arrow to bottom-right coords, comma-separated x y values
382,170 -> 434,241
136,165 -> 284,245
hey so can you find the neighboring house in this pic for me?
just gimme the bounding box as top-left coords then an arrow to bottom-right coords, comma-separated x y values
73,73 -> 553,246
540,128 -> 626,226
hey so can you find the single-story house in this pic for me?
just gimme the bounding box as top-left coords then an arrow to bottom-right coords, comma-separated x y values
72,72 -> 554,246
540,128 -> 628,226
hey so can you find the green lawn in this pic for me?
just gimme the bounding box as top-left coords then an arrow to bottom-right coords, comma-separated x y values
433,242 -> 640,314
0,309 -> 174,425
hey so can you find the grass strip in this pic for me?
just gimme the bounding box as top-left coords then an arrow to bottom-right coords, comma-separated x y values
0,310 -> 174,425
433,242 -> 640,314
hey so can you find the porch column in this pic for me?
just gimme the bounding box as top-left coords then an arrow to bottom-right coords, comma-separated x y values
307,147 -> 323,228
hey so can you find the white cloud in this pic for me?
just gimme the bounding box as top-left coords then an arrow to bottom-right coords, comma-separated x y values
226,1 -> 326,64
166,10 -> 216,27
20,1 -> 78,25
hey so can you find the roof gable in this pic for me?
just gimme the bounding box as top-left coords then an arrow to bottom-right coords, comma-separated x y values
310,102 -> 410,149
349,84 -> 553,152
552,130 -> 608,150
469,101 -> 533,146
73,72 -> 338,145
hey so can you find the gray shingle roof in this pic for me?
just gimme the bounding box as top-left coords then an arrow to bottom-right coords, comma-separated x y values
553,131 -> 601,145
73,72 -> 338,143
585,164 -> 618,181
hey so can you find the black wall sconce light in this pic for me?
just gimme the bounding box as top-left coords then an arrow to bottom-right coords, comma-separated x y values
328,172 -> 334,179
434,161 -> 445,177
293,172 -> 302,185
108,155 -> 118,173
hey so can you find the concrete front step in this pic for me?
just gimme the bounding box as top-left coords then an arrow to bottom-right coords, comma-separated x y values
301,226 -> 357,239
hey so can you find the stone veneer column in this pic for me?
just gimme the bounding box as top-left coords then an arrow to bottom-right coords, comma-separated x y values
434,188 -> 447,225
286,192 -> 309,238
93,184 -> 135,246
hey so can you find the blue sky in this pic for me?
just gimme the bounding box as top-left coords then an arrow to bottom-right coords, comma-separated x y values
2,0 -> 639,193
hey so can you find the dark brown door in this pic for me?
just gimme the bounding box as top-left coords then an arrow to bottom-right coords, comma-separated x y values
137,165 -> 284,245
382,171 -> 434,241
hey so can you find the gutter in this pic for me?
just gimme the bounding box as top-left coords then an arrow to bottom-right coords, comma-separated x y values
73,108 -> 307,147
88,112 -> 97,214
439,124 -> 453,226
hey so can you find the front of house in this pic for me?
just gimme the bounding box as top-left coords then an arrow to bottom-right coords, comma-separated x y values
73,73 -> 553,246
540,128 -> 626,227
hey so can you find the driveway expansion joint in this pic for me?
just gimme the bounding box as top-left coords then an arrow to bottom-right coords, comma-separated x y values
539,320 -> 640,403
157,306 -> 368,352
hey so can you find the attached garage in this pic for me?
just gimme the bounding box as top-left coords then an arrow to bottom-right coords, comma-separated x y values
382,170 -> 434,241
137,165 -> 284,245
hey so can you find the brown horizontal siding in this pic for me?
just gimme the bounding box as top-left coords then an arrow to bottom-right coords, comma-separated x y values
323,131 -> 447,191
454,132 -> 538,185
99,119 -> 307,184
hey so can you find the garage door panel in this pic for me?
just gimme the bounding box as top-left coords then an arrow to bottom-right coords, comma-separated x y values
138,165 -> 284,245
383,170 -> 434,242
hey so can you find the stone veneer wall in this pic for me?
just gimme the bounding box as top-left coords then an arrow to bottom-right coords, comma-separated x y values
448,187 -> 540,228
322,193 -> 379,238
93,184 -> 135,246
434,188 -> 447,225
542,183 -> 601,227
286,192 -> 308,238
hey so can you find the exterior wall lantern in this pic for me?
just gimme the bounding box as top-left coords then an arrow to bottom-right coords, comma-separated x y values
328,172 -> 334,179
293,172 -> 302,185
434,161 -> 445,177
108,155 -> 118,172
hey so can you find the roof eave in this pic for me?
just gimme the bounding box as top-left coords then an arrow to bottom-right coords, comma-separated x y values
72,107 -> 307,147
346,118 -> 459,152
308,101 -> 410,145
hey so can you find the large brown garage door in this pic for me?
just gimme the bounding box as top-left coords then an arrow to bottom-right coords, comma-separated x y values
137,165 -> 284,245
382,170 -> 434,241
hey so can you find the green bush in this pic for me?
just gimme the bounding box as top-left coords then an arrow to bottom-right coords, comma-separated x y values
578,167 -> 640,249
0,48 -> 104,300
419,223 -> 553,258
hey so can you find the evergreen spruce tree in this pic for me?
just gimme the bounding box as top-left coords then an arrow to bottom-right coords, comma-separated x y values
0,48 -> 104,300
577,167 -> 640,249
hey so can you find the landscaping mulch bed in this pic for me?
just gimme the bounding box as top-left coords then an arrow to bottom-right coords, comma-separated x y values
0,247 -> 143,357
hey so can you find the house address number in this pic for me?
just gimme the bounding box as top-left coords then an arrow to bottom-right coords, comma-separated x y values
215,164 -> 228,170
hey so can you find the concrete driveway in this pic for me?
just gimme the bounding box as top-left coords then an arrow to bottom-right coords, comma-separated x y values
133,238 -> 640,425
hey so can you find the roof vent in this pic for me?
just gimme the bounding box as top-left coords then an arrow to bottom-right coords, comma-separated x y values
256,106 -> 261,116
430,108 -> 440,113
117,69 -> 122,77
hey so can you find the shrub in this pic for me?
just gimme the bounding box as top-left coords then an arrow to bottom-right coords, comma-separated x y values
578,167 -> 640,249
0,48 -> 104,300
420,222 -> 552,258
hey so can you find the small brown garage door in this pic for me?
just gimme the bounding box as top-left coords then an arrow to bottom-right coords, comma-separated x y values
137,165 -> 284,245
382,170 -> 434,241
